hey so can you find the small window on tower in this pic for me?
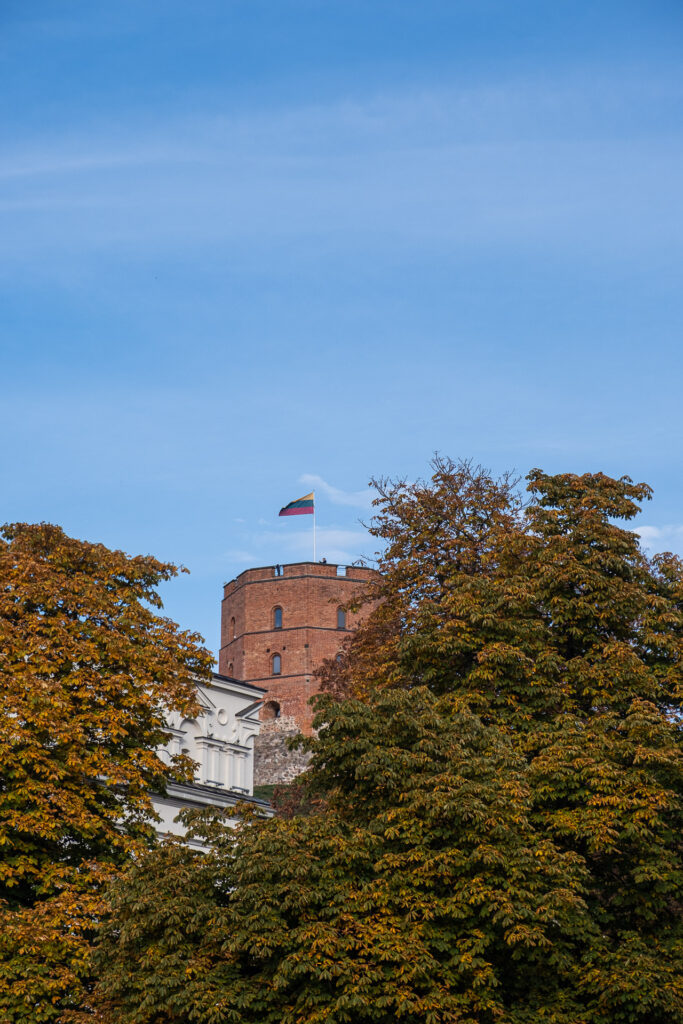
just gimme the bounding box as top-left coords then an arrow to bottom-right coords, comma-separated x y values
230,617 -> 236,640
337,607 -> 346,629
228,662 -> 234,675
273,606 -> 283,629
272,653 -> 281,675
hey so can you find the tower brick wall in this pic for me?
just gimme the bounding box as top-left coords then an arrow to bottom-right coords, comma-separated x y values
219,561 -> 377,736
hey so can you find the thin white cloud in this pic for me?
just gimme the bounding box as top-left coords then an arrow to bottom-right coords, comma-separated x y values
299,474 -> 373,510
257,526 -> 373,567
3,68 -> 681,183
220,548 -> 256,564
635,525 -> 683,556
2,74 -> 682,269
0,147 -> 180,182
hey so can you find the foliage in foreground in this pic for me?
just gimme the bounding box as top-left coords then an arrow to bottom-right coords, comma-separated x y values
0,523 -> 212,1022
322,460 -> 683,1020
95,689 -> 591,1024
95,463 -> 683,1023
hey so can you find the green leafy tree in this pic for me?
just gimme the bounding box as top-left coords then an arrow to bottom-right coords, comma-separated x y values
321,459 -> 683,1020
0,523 -> 212,1022
95,460 -> 683,1023
95,688 -> 589,1024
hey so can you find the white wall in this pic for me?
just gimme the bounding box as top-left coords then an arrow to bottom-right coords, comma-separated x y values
151,673 -> 270,840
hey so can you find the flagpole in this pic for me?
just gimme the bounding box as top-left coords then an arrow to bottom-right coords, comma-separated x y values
313,494 -> 316,562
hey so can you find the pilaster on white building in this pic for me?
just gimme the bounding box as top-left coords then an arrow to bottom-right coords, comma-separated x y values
152,672 -> 271,845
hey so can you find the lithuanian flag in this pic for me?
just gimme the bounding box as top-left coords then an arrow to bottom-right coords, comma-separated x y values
279,492 -> 314,517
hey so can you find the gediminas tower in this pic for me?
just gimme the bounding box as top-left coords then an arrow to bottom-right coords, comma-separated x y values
219,561 -> 376,735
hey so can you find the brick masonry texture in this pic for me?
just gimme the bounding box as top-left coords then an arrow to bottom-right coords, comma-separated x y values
220,561 -> 377,785
219,561 -> 377,736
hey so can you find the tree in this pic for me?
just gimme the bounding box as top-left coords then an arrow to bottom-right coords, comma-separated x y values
0,523 -> 212,1022
321,459 -> 683,1020
95,688 -> 589,1024
95,460 -> 683,1023
316,457 -> 526,710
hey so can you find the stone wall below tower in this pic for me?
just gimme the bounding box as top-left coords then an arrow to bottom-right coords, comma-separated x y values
253,715 -> 312,786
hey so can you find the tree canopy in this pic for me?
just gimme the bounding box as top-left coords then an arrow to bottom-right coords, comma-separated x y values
320,460 -> 683,1019
95,687 -> 592,1024
0,522 -> 212,1022
13,460 -> 683,1024
95,461 -> 683,1023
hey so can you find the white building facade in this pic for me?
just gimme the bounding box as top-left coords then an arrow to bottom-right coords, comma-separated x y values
152,672 -> 271,844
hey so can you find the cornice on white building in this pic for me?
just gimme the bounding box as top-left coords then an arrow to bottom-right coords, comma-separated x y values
152,671 -> 271,842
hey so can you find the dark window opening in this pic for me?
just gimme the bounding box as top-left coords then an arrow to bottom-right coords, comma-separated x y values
230,617 -> 236,640
272,654 -> 281,675
262,700 -> 281,720
273,606 -> 283,629
337,607 -> 347,630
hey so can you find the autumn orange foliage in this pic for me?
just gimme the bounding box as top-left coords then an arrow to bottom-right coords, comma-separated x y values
0,523 -> 212,1022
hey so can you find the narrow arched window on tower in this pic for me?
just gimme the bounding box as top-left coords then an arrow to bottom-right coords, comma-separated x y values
272,653 -> 281,675
273,606 -> 283,629
337,607 -> 346,630
230,617 -> 236,640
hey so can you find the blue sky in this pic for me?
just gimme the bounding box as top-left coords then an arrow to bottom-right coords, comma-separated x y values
2,0 -> 683,658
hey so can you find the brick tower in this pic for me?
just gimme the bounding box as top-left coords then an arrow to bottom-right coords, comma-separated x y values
219,561 -> 376,736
